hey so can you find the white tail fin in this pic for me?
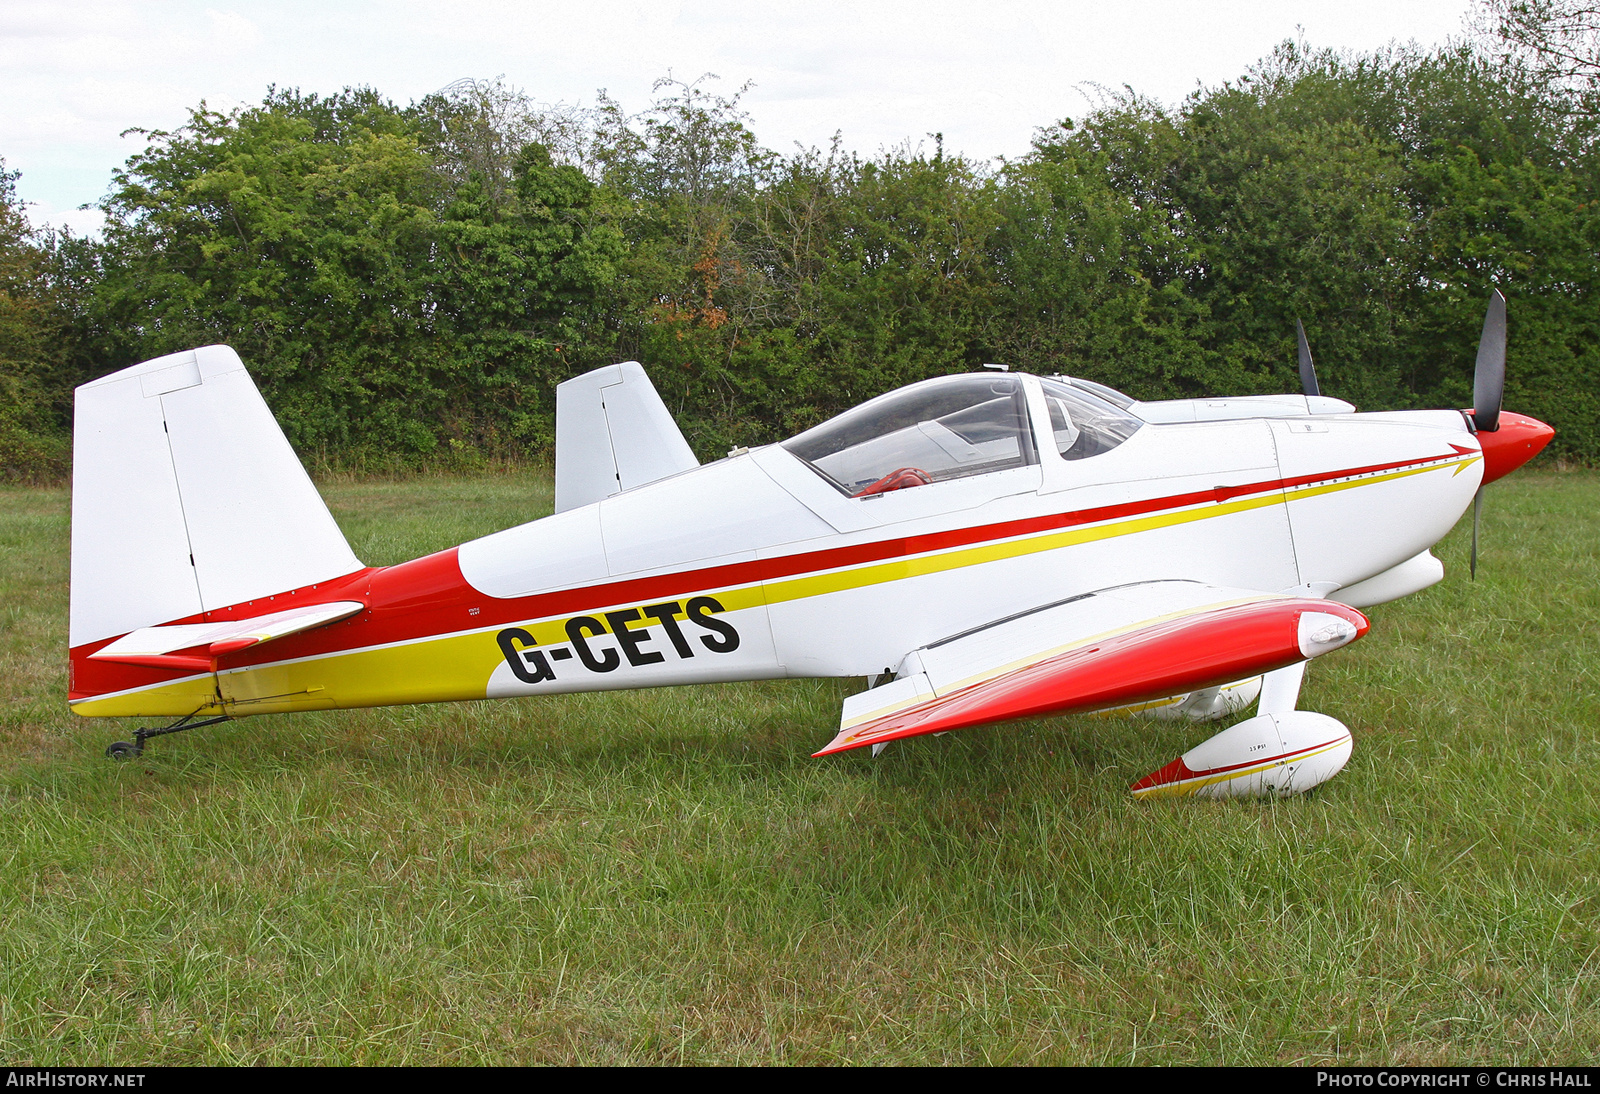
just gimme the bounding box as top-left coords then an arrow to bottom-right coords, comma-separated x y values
553,361 -> 699,513
70,346 -> 364,647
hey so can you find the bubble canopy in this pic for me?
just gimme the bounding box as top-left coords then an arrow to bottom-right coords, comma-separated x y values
777,373 -> 1033,497
782,372 -> 1141,496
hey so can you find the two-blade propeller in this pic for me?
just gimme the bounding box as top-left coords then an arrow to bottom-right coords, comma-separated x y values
1295,289 -> 1509,579
1473,290 -> 1508,434
1296,319 -> 1321,399
1469,289 -> 1508,579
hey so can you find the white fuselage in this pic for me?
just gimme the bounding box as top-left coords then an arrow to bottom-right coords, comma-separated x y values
456,376 -> 1479,700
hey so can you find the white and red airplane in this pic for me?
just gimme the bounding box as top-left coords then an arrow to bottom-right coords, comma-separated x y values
67,293 -> 1552,798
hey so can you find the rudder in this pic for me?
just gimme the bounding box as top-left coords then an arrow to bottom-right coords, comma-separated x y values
70,346 -> 364,648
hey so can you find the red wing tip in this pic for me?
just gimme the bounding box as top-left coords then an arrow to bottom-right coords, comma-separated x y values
208,636 -> 260,656
1311,600 -> 1370,641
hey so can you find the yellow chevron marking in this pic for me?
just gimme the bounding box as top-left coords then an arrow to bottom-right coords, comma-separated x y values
1280,457 -> 1477,506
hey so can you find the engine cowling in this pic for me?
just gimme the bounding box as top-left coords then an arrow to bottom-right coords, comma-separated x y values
1130,710 -> 1352,800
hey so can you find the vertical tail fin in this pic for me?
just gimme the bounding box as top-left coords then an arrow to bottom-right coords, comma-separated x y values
553,361 -> 699,513
70,346 -> 364,647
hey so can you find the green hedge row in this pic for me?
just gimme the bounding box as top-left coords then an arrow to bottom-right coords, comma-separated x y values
4,41 -> 1598,477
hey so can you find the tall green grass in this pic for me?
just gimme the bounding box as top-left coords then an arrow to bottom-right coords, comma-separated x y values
0,470 -> 1595,1064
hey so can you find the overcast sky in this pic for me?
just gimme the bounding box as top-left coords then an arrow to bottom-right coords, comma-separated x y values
3,0 -> 1480,235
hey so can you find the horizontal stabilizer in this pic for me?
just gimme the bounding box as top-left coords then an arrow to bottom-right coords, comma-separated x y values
89,600 -> 364,668
818,581 -> 1368,756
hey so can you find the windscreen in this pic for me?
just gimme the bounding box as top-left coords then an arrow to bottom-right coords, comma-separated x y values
782,374 -> 1037,495
1039,377 -> 1142,460
1052,375 -> 1136,410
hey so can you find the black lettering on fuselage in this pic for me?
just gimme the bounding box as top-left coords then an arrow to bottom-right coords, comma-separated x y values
565,616 -> 620,672
686,596 -> 741,653
497,627 -> 556,683
642,601 -> 694,658
604,609 -> 665,667
499,600 -> 742,682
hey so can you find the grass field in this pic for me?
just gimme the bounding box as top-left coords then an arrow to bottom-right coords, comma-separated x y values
1,469 -> 1596,1065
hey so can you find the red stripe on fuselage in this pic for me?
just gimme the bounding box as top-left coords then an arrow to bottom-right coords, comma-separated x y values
68,444 -> 1469,699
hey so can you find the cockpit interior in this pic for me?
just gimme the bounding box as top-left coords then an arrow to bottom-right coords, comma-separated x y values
782,373 -> 1142,497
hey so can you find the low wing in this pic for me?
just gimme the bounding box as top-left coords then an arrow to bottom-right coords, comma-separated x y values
816,581 -> 1368,756
88,601 -> 365,671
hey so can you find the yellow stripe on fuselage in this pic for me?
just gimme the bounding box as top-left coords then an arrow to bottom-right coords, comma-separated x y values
72,454 -> 1477,719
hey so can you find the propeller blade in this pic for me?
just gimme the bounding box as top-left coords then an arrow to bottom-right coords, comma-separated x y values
1296,319 -> 1321,398
1471,488 -> 1483,580
1473,289 -> 1507,433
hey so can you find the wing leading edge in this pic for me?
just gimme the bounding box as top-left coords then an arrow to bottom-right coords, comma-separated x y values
816,581 -> 1368,756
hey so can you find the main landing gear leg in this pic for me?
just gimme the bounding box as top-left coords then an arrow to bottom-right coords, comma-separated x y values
106,714 -> 231,759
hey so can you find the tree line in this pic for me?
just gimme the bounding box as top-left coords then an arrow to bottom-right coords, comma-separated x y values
4,10 -> 1599,480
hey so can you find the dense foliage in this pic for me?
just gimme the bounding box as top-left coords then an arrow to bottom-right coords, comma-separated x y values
7,21 -> 1600,476
0,161 -> 72,480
